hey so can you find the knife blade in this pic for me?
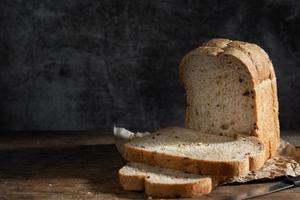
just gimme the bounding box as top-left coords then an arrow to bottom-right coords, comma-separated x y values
223,176 -> 300,200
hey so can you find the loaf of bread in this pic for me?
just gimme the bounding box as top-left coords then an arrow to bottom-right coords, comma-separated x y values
119,162 -> 212,198
119,38 -> 280,198
123,127 -> 265,176
179,38 -> 280,157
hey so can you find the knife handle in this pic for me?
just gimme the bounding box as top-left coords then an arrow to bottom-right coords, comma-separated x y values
286,176 -> 300,187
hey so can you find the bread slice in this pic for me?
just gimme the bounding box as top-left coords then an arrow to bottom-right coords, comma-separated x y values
179,38 -> 280,158
123,127 -> 265,176
119,162 -> 212,198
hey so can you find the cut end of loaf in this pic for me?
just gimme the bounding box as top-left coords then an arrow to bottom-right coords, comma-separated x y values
180,46 -> 256,135
179,38 -> 280,158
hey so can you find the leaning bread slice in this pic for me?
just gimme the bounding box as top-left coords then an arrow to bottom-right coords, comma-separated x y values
179,38 -> 279,157
119,162 -> 212,198
123,127 -> 266,176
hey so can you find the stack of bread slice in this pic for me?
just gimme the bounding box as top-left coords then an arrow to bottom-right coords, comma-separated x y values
118,39 -> 280,198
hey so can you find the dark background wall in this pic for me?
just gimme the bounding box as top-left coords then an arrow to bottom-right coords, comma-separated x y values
0,0 -> 300,131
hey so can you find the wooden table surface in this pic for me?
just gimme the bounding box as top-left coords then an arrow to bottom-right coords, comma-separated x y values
0,131 -> 299,200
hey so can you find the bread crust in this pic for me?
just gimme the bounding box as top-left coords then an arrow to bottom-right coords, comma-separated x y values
119,173 -> 145,191
145,179 -> 211,198
179,38 -> 280,157
123,142 -> 265,177
118,165 -> 212,198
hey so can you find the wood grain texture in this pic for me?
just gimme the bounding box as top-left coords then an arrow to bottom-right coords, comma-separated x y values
0,131 -> 299,199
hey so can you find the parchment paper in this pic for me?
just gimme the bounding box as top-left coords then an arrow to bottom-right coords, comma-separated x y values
113,127 -> 300,184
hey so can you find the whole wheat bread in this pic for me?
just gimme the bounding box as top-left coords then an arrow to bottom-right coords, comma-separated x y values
123,127 -> 265,176
119,162 -> 212,198
179,38 -> 280,157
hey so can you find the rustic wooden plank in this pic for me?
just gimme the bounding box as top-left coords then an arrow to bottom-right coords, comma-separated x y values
0,131 -> 113,150
0,131 -> 299,199
0,144 -> 145,199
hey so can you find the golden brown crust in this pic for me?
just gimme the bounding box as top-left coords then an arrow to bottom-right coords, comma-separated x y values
123,144 -> 265,176
180,39 -> 274,85
271,79 -> 280,154
179,38 -> 280,158
249,147 -> 267,170
118,171 -> 145,191
145,179 -> 211,198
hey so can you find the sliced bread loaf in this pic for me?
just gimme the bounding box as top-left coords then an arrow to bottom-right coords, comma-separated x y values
119,162 -> 212,198
179,38 -> 279,157
123,127 -> 265,176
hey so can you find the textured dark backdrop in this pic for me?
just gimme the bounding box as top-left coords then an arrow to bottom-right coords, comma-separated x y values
0,0 -> 300,131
